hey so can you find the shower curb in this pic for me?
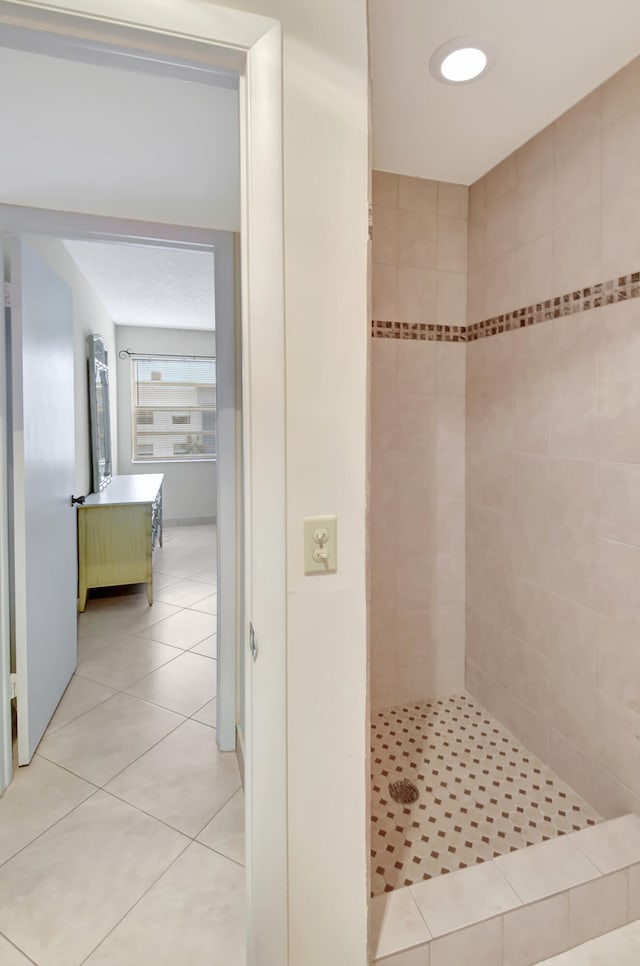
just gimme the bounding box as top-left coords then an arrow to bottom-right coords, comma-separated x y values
370,813 -> 640,965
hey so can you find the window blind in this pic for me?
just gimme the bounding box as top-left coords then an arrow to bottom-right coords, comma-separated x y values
131,356 -> 216,462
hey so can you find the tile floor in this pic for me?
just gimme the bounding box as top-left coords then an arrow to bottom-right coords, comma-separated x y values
0,525 -> 246,966
371,693 -> 601,897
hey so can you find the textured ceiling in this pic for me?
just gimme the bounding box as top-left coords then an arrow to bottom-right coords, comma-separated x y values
64,241 -> 215,330
370,0 -> 640,184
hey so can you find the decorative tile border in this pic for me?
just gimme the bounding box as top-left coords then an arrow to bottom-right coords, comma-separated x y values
372,271 -> 640,343
371,320 -> 466,342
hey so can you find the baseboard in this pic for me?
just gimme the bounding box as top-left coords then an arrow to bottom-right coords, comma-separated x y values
163,516 -> 216,527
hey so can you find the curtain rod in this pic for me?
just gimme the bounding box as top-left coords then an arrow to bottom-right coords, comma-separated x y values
118,349 -> 214,361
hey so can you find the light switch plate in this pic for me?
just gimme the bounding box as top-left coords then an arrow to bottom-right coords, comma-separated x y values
304,515 -> 337,575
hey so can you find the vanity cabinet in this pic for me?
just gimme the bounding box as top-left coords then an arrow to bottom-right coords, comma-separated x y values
77,474 -> 164,612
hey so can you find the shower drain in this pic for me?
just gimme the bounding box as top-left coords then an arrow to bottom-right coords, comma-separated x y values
388,778 -> 419,804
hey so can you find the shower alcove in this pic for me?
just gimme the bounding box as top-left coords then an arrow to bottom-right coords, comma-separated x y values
369,56 -> 640,964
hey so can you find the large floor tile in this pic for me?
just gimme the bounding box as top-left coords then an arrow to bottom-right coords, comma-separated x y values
189,593 -> 217,615
0,935 -> 32,964
153,550 -> 213,579
81,596 -> 180,633
85,842 -> 245,966
192,565 -> 217,585
190,634 -> 217,658
77,635 -> 182,690
137,609 -> 215,649
38,692 -> 184,786
0,792 -> 188,966
126,651 -> 216,716
0,757 -> 94,866
192,697 -> 217,728
571,814 -> 640,873
538,919 -> 640,965
46,675 -> 116,735
106,719 -> 240,837
153,579 -> 214,608
197,788 -> 245,865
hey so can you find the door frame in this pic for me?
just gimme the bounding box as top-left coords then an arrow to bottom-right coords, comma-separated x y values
0,5 -> 288,964
0,208 -> 237,750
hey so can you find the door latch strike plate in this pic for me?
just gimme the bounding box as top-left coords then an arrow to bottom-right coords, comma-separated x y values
10,673 -> 16,700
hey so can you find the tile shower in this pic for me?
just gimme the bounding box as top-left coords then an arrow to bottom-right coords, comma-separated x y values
369,51 -> 640,966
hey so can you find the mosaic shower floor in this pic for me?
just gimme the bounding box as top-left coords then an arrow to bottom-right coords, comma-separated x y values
370,692 -> 601,897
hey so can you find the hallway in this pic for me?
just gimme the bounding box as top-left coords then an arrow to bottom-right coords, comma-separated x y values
0,525 -> 244,965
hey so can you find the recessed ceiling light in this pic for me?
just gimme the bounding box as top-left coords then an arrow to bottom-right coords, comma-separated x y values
429,36 -> 495,85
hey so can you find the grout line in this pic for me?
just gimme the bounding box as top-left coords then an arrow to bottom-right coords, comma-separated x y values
0,929 -> 38,965
76,836 -> 193,966
0,786 -> 102,874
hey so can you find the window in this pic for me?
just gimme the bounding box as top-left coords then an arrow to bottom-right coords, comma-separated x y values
131,355 -> 216,462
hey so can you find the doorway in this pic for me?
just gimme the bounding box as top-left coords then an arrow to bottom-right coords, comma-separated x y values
0,5 -> 287,965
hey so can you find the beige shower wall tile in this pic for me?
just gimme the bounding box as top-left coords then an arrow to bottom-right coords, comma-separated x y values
395,607 -> 433,668
598,460 -> 640,546
552,205 -> 601,296
513,231 -> 554,308
373,169 -> 399,208
436,342 -> 465,396
482,252 -> 515,318
437,217 -> 468,272
601,185 -> 640,280
436,271 -> 466,325
554,134 -> 601,228
602,54 -> 640,126
483,190 -> 516,262
546,593 -> 597,680
397,208 -> 437,269
373,263 -> 397,319
598,377 -> 640,464
516,124 -> 554,182
373,205 -> 398,265
598,537 -> 640,624
437,181 -> 468,219
509,636 -> 550,719
513,453 -> 550,523
602,107 -> 640,203
596,613 -> 640,716
516,166 -> 554,246
549,458 -> 597,535
598,300 -> 640,386
549,525 -> 598,610
398,175 -> 438,213
594,691 -> 640,798
549,658 -> 597,755
397,267 -> 437,323
469,177 -> 485,220
484,153 -> 517,204
554,88 -> 601,159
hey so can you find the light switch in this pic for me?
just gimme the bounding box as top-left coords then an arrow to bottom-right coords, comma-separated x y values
304,515 -> 337,575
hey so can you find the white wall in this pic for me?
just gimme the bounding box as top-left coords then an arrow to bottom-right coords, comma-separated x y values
26,236 -> 118,496
115,325 -> 216,523
9,2 -> 370,963
0,46 -> 240,231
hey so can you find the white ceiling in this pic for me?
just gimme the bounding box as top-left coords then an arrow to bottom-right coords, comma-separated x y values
370,0 -> 640,184
64,241 -> 215,330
